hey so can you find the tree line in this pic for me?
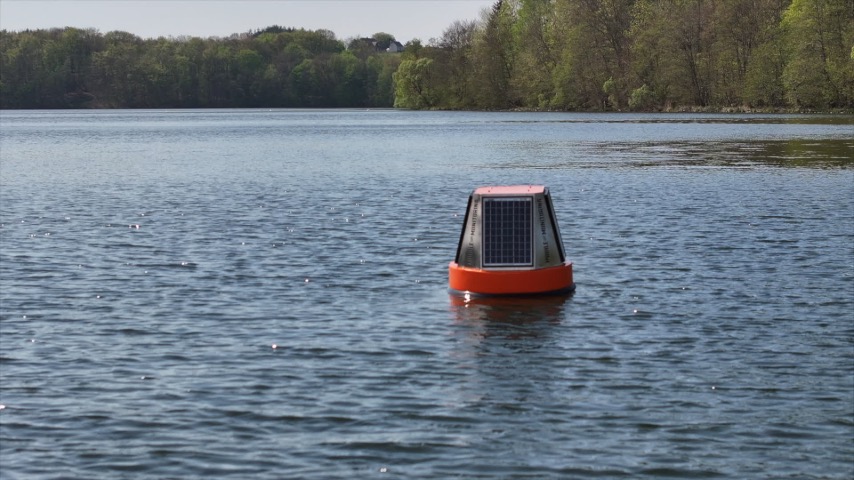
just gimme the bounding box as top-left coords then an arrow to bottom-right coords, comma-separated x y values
0,26 -> 402,108
396,0 -> 854,111
1,0 -> 852,111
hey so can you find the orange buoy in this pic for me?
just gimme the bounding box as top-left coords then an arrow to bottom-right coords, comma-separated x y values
449,185 -> 575,296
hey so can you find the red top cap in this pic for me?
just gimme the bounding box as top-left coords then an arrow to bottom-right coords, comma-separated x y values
473,185 -> 546,195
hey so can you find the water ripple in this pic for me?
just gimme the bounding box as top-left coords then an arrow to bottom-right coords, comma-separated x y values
1,111 -> 852,479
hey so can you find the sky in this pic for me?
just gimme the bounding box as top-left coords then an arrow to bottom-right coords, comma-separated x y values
0,0 -> 495,43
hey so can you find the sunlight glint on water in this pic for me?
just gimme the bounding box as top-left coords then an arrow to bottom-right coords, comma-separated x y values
1,110 -> 852,479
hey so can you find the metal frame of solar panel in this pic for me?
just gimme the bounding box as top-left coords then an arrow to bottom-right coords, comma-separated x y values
482,197 -> 533,267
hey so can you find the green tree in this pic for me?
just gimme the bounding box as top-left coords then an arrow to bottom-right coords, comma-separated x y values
628,83 -> 656,110
92,31 -> 147,106
627,0 -> 672,108
782,0 -> 854,108
52,28 -> 100,106
711,0 -> 781,105
551,0 -> 605,109
366,53 -> 402,106
511,0 -> 556,108
629,0 -> 718,108
235,48 -> 265,105
393,57 -> 436,108
431,20 -> 479,109
0,26 -> 404,109
4,10 -> 853,112
671,0 -> 718,107
1,31 -> 48,107
472,0 -> 516,109
742,0 -> 790,108
290,58 -> 319,106
332,51 -> 367,106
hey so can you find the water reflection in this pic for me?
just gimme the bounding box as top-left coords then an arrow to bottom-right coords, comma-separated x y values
755,140 -> 854,167
613,139 -> 854,168
445,293 -> 573,410
494,113 -> 854,126
489,138 -> 853,170
449,293 -> 571,341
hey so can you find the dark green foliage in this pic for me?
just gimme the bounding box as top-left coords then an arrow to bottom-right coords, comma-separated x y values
0,27 -> 400,109
400,0 -> 853,111
3,2 -> 852,111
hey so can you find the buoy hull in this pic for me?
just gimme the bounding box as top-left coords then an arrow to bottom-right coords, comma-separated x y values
448,261 -> 575,296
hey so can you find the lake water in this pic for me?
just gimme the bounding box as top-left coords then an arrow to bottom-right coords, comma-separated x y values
1,110 -> 852,479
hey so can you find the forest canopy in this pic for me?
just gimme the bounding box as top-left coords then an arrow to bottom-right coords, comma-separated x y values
1,0 -> 852,111
0,26 -> 402,109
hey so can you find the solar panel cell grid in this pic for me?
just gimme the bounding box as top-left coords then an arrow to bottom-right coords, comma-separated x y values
483,198 -> 532,266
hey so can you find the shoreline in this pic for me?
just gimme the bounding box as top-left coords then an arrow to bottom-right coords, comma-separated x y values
2,106 -> 853,115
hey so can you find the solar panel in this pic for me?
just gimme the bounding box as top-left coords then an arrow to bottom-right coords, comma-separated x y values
482,197 -> 532,267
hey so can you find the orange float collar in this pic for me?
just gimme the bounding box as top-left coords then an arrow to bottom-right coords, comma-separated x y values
448,261 -> 574,296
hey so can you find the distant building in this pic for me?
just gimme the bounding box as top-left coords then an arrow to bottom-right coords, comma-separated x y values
347,37 -> 403,54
